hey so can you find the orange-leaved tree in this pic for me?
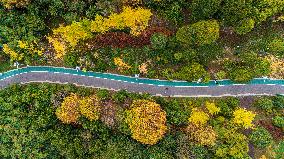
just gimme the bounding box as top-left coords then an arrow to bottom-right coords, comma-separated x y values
125,99 -> 167,145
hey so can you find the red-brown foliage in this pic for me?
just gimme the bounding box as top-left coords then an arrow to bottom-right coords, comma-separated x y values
86,27 -> 173,49
257,120 -> 283,140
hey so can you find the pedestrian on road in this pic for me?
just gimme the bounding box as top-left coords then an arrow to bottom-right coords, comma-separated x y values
164,87 -> 169,94
75,66 -> 80,72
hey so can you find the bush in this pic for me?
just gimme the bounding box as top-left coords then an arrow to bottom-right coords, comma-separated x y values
254,97 -> 274,112
150,33 -> 168,50
235,18 -> 255,35
125,100 -> 167,145
272,116 -> 284,128
249,127 -> 273,149
176,20 -> 220,46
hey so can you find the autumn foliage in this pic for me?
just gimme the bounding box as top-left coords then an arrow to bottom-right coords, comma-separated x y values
56,93 -> 101,123
79,95 -> 101,121
48,6 -> 152,58
188,108 -> 209,125
88,27 -> 172,48
56,93 -> 81,124
125,100 -> 167,145
186,124 -> 217,146
232,108 -> 256,128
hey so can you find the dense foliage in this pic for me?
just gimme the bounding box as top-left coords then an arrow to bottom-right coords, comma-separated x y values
0,83 -> 283,158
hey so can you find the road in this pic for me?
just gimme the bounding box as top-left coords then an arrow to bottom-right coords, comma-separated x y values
1,72 -> 284,97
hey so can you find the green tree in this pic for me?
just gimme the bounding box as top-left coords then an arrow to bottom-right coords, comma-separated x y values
249,127 -> 273,149
190,0 -> 222,21
150,33 -> 168,50
234,18 -> 255,35
176,20 -> 220,46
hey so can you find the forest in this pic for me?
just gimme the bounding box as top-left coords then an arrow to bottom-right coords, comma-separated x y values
0,0 -> 284,158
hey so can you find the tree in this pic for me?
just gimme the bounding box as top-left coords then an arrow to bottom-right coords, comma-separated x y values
232,108 -> 256,128
174,62 -> 210,82
215,127 -> 250,158
176,20 -> 219,46
225,52 -> 271,82
206,101 -> 220,115
268,39 -> 284,57
186,124 -> 217,146
150,33 -> 168,50
56,93 -> 81,124
254,97 -> 274,112
188,108 -> 209,125
79,95 -> 101,121
125,100 -> 167,145
249,127 -> 273,148
190,0 -> 222,21
234,18 -> 255,35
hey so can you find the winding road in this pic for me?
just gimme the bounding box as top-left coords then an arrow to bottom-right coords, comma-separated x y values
1,66 -> 284,97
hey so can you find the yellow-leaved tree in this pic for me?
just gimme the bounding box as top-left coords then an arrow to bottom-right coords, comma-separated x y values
79,95 -> 101,121
206,101 -> 220,115
232,108 -> 256,128
125,100 -> 167,145
186,124 -> 217,146
56,93 -> 81,124
3,44 -> 23,61
189,108 -> 209,125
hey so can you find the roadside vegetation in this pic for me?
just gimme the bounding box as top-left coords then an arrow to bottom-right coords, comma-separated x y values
0,1 -> 284,158
0,83 -> 283,158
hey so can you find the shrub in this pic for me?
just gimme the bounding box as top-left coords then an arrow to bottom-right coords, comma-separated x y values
56,93 -> 81,124
249,127 -> 273,149
186,124 -> 217,146
79,95 -> 101,121
125,100 -> 167,145
174,62 -> 210,82
189,108 -> 209,125
150,33 -> 168,50
235,18 -> 255,35
272,116 -> 284,128
232,108 -> 256,128
254,97 -> 274,112
176,20 -> 220,46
